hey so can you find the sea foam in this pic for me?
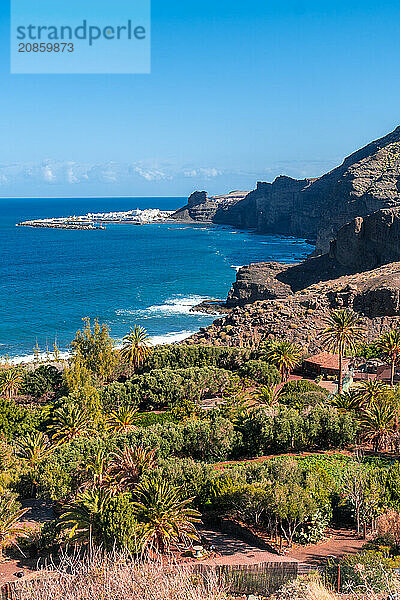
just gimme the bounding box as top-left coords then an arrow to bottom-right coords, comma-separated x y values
115,295 -> 209,319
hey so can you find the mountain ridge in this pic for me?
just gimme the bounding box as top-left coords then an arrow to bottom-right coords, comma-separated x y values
172,126 -> 400,255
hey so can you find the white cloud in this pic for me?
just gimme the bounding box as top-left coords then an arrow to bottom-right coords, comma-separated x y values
183,167 -> 222,178
0,158 -> 333,197
66,167 -> 79,184
42,165 -> 56,183
133,166 -> 172,181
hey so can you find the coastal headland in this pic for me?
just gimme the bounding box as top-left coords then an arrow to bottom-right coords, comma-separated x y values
171,126 -> 400,255
173,126 -> 400,350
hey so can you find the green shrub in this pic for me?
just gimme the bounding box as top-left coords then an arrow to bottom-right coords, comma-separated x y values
101,493 -> 143,553
295,509 -> 329,544
0,398 -> 43,440
124,367 -> 239,410
182,416 -> 238,462
385,462 -> 400,509
238,406 -> 303,455
35,437 -> 110,500
281,380 -> 329,395
141,345 -> 254,372
239,360 -> 280,385
100,381 -> 140,411
22,366 -> 64,399
280,379 -> 329,409
326,550 -> 400,593
152,458 -> 215,508
302,405 -> 357,449
134,411 -> 174,427
238,405 -> 357,456
136,422 -> 185,458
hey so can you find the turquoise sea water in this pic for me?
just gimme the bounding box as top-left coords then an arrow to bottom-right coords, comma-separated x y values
0,197 -> 313,360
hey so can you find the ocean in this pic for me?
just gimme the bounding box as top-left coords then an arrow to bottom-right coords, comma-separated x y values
0,197 -> 313,361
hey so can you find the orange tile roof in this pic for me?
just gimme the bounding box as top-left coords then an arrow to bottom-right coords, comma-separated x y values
304,351 -> 350,369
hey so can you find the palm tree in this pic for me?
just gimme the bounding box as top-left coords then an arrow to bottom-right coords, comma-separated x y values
359,402 -> 395,452
16,431 -> 53,469
60,488 -> 110,545
256,385 -> 282,406
354,379 -> 390,408
321,309 -> 365,394
49,403 -> 95,444
0,368 -> 24,400
15,432 -> 54,497
330,390 -> 362,412
106,406 -> 138,434
109,445 -> 157,492
262,339 -> 303,382
120,326 -> 152,374
377,329 -> 400,387
0,495 -> 28,561
132,477 -> 201,553
80,450 -> 114,492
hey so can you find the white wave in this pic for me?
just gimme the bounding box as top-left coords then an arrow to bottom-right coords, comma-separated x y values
149,330 -> 195,345
230,265 -> 243,272
8,350 -> 71,365
6,329 -> 196,365
115,295 -> 208,319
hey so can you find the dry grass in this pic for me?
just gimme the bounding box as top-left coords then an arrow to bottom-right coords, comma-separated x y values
305,582 -> 337,600
273,578 -> 397,600
9,549 -> 227,600
7,551 -> 398,600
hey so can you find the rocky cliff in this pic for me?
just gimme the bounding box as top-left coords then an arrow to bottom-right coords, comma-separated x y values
186,200 -> 400,351
329,207 -> 400,271
174,126 -> 400,254
226,262 -> 293,307
227,259 -> 400,317
188,261 -> 400,352
225,206 -> 400,307
172,190 -> 248,222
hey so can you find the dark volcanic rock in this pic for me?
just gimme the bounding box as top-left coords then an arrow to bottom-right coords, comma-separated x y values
330,207 -> 400,271
226,262 -> 293,307
172,191 -> 208,221
175,126 -> 400,254
171,190 -> 248,222
214,176 -> 314,234
227,258 -> 400,318
226,206 -> 400,305
327,268 -> 400,318
187,262 -> 400,351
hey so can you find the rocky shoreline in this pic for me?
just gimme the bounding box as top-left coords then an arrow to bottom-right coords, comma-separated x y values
189,299 -> 229,315
186,205 -> 400,350
186,260 -> 400,352
173,126 -> 400,352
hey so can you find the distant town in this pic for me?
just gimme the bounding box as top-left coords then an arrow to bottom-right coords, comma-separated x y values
16,208 -> 174,230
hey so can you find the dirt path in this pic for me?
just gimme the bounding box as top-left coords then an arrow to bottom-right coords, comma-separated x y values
197,528 -> 298,566
0,511 -> 366,586
288,528 -> 366,565
190,527 -> 365,569
0,500 -> 54,587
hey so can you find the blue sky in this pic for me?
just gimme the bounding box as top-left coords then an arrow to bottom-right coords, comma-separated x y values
1,0 -> 400,197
